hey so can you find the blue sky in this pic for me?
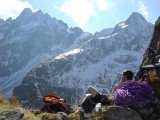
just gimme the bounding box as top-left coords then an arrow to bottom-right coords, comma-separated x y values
0,0 -> 159,34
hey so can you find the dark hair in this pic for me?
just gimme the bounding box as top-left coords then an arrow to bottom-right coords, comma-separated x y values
123,69 -> 133,80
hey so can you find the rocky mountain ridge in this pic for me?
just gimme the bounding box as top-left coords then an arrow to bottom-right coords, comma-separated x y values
0,8 -> 91,97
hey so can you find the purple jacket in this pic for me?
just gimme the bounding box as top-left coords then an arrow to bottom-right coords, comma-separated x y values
114,80 -> 156,109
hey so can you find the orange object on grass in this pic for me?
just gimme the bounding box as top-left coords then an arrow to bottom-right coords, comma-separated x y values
43,94 -> 65,103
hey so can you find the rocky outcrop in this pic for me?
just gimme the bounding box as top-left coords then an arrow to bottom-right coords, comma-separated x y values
79,106 -> 143,120
0,108 -> 24,120
136,17 -> 160,120
102,106 -> 142,120
137,17 -> 160,99
139,17 -> 160,66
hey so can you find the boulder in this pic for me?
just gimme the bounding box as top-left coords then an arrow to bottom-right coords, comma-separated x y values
102,106 -> 142,120
0,108 -> 24,120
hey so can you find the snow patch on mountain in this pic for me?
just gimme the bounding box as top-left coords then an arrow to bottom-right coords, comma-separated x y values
98,33 -> 118,40
55,49 -> 82,60
58,47 -> 145,96
119,22 -> 128,29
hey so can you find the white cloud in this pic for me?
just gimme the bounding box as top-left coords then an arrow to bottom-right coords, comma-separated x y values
138,1 -> 148,17
0,0 -> 34,20
95,0 -> 109,11
59,0 -> 110,28
60,0 -> 96,27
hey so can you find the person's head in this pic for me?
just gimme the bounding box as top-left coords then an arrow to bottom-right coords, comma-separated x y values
121,69 -> 133,82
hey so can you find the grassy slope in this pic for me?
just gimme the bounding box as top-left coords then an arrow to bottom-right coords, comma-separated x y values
0,95 -> 106,120
0,95 -> 57,120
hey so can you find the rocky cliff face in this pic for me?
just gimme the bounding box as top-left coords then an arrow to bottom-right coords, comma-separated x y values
137,17 -> 160,100
12,12 -> 154,108
138,17 -> 160,66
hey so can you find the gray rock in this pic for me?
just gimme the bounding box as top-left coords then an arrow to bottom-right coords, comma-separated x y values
0,116 -> 5,120
102,106 -> 142,120
57,112 -> 68,120
0,108 -> 24,120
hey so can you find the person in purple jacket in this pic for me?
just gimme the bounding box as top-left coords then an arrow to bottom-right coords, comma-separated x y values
114,69 -> 157,119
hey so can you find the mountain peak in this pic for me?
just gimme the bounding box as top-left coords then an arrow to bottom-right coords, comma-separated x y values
126,12 -> 147,25
21,8 -> 33,15
34,9 -> 45,19
70,27 -> 83,36
131,12 -> 143,17
18,8 -> 33,19
35,9 -> 43,15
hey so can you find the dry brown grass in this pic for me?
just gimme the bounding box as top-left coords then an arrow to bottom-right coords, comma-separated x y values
0,94 -> 5,104
0,94 -> 109,120
3,97 -> 20,109
38,112 -> 58,120
8,96 -> 20,105
23,109 -> 41,120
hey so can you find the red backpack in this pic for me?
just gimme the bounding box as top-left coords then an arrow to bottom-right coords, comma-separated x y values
41,94 -> 74,113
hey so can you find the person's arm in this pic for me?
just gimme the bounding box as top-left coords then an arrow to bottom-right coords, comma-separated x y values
118,79 -> 124,85
110,79 -> 123,96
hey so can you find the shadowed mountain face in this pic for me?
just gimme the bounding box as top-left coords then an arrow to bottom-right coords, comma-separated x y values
139,17 -> 160,66
137,17 -> 160,99
12,12 -> 154,108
